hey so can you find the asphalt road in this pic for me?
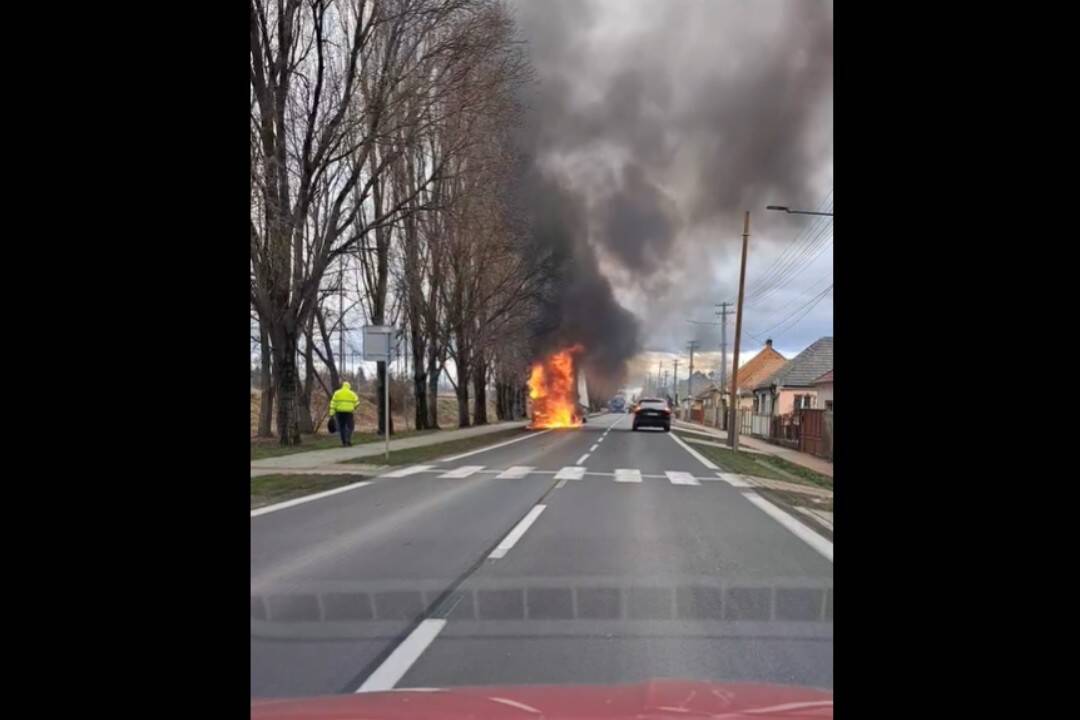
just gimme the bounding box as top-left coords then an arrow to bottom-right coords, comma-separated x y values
251,413 -> 833,698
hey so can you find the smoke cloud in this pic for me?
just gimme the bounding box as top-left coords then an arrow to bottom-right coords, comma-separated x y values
510,0 -> 833,394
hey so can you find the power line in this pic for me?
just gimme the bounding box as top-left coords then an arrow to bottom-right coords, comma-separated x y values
750,283 -> 833,339
750,272 -> 833,326
744,221 -> 833,307
737,191 -> 833,303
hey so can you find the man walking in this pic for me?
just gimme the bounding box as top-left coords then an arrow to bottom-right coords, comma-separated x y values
329,381 -> 359,446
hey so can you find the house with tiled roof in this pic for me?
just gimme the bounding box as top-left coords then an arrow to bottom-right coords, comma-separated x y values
685,339 -> 788,428
751,337 -> 833,421
733,339 -> 788,411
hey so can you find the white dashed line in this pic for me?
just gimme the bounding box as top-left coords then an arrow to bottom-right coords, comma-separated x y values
589,444 -> 599,452
666,471 -> 700,486
489,504 -> 546,559
576,453 -> 590,465
356,619 -> 447,692
380,465 -> 437,478
496,466 -> 534,479
438,465 -> 484,478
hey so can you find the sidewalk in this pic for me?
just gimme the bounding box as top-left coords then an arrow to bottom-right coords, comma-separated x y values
251,419 -> 527,473
672,419 -> 833,478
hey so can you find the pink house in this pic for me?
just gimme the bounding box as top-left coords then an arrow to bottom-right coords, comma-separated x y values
750,337 -> 833,436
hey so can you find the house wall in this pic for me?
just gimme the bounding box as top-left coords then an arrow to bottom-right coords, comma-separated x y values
777,389 -> 818,415
814,382 -> 833,408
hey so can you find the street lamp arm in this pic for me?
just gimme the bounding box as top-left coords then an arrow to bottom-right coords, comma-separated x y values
766,205 -> 833,217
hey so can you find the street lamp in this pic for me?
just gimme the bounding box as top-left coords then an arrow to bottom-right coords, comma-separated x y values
766,205 -> 834,217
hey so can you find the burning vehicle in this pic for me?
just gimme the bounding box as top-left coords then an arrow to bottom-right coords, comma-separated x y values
527,345 -> 590,429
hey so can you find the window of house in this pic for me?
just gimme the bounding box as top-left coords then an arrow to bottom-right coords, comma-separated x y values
825,400 -> 833,411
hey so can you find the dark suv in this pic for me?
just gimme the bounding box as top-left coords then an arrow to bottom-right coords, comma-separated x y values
631,398 -> 671,432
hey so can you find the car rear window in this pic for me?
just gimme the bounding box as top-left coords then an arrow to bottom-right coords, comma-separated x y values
640,401 -> 668,410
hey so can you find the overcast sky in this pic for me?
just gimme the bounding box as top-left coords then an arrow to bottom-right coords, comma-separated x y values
510,0 -> 833,380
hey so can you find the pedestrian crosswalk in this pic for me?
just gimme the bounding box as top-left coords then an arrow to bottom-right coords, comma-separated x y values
381,464 -> 758,487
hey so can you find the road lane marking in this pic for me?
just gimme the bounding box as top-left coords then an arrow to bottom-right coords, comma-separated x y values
555,466 -> 586,480
250,480 -> 372,518
356,619 -> 447,692
666,471 -> 700,486
489,504 -> 546,559
589,443 -> 599,452
381,465 -> 436,478
614,468 -> 642,483
576,453 -> 590,464
439,429 -> 551,463
717,472 -> 752,487
496,465 -> 534,479
743,492 -> 833,562
554,478 -> 568,489
668,432 -> 719,469
439,465 -> 484,478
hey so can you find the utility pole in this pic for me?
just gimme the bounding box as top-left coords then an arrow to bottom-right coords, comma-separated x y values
663,369 -> 669,398
716,301 -> 732,427
728,211 -> 750,450
673,358 -> 679,407
686,340 -> 700,415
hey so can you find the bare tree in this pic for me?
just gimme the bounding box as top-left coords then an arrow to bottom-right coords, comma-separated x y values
251,0 -> 482,445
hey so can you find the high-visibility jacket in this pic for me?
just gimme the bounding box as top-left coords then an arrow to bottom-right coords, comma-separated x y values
330,382 -> 360,414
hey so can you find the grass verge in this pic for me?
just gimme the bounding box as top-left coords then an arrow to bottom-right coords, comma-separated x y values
341,427 -> 527,466
251,428 -> 436,460
674,432 -> 833,490
250,473 -> 369,509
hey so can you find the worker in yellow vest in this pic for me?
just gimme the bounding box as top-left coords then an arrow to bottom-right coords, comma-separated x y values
329,381 -> 360,446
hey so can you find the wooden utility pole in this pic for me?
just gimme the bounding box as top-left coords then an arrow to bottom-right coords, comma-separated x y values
728,211 -> 750,450
686,340 -> 699,418
673,358 -> 679,407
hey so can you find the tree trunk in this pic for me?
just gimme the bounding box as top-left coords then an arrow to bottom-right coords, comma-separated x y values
410,324 -> 428,430
271,328 -> 302,446
258,321 -> 274,437
377,360 -> 394,436
472,361 -> 488,425
427,350 -> 441,430
455,359 -> 471,428
413,357 -> 428,430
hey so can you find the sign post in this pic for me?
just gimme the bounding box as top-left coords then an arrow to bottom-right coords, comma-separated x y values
362,325 -> 395,460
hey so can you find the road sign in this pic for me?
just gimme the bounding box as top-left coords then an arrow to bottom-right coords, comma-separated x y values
362,325 -> 394,362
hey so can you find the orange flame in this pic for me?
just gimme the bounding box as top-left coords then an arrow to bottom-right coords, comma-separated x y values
528,345 -> 584,429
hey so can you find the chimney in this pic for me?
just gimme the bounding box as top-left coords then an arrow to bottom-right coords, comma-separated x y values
765,338 -> 773,348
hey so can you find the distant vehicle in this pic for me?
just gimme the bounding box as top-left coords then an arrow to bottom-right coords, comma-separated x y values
632,397 -> 671,432
609,395 -> 626,413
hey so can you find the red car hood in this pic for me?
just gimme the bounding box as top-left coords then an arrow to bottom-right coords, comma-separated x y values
252,680 -> 832,719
